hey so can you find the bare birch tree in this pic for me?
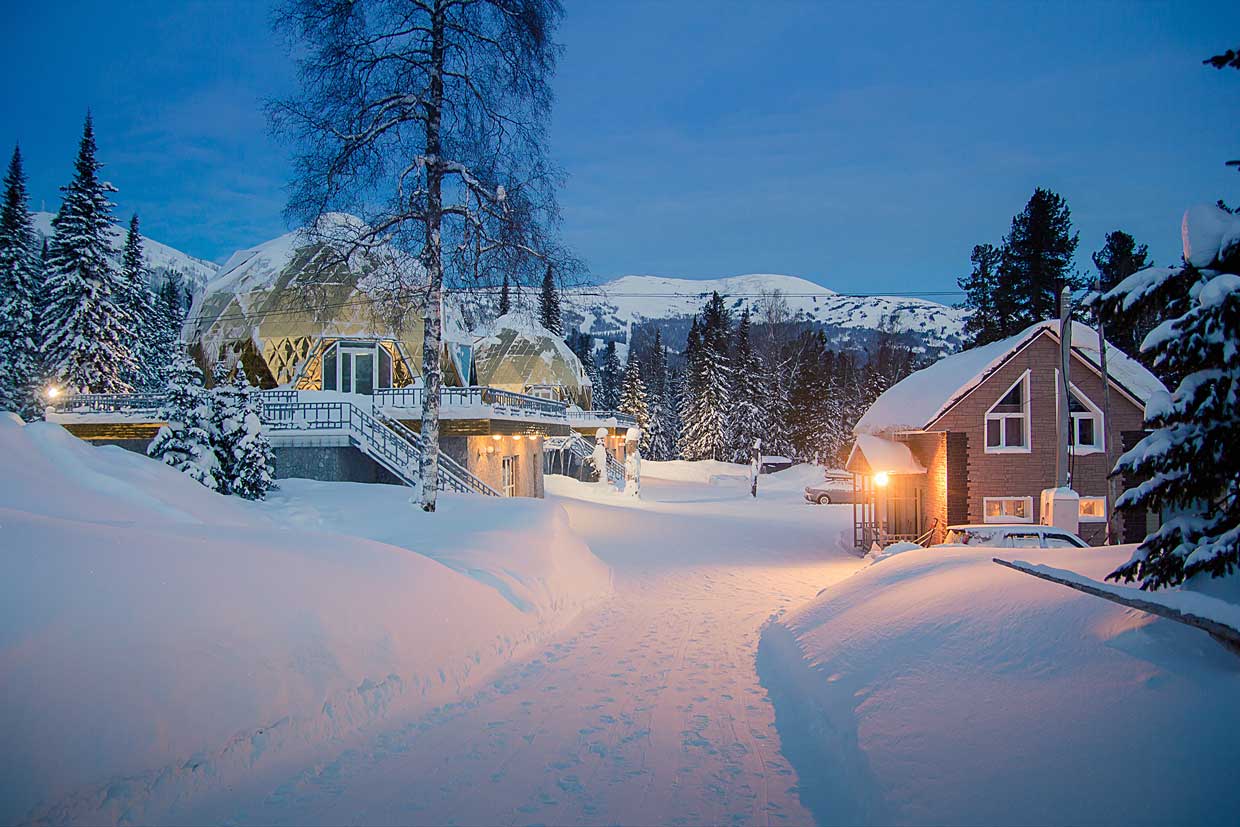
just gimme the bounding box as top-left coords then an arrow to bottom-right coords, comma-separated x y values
271,0 -> 566,511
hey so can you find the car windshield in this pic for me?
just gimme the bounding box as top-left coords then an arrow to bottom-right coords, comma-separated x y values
944,528 -> 997,545
1042,533 -> 1087,549
1006,533 -> 1043,548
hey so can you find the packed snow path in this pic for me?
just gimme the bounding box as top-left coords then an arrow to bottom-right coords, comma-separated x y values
193,476 -> 862,826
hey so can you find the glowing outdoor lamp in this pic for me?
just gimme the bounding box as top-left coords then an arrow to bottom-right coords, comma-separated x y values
44,384 -> 62,401
873,471 -> 890,488
492,434 -> 502,441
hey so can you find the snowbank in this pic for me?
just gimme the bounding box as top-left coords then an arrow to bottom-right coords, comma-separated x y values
758,544 -> 1240,825
640,458 -> 751,484
0,418 -> 610,824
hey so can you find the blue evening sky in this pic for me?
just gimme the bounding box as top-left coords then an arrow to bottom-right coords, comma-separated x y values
2,0 -> 1237,296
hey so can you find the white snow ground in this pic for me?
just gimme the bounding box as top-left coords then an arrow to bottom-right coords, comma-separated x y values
161,470 -> 863,826
759,544 -> 1240,826
0,416 -> 610,825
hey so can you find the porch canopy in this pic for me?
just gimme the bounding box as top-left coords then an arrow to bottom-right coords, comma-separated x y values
846,434 -> 927,476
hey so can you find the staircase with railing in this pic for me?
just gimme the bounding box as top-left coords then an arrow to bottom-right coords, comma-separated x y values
372,410 -> 500,496
545,430 -> 624,486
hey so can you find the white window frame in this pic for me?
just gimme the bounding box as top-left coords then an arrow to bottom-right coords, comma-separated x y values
983,496 -> 1035,524
501,454 -> 517,498
1078,495 -> 1107,522
1066,382 -> 1105,456
984,370 -> 1032,454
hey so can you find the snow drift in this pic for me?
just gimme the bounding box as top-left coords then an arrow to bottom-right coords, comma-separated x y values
0,416 -> 610,824
758,544 -> 1240,825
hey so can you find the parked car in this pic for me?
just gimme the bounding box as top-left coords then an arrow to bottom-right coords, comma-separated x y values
760,455 -> 794,474
804,473 -> 856,505
934,524 -> 1090,549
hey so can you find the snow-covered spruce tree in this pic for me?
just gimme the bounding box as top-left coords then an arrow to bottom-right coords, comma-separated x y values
726,309 -> 764,463
119,214 -> 160,390
957,242 -> 1006,347
273,0 -> 567,512
760,352 -> 794,460
42,114 -> 134,393
598,340 -> 623,410
0,145 -> 43,417
679,295 -> 732,461
640,332 -> 675,460
1091,230 -> 1152,359
148,351 -> 217,490
209,363 -> 247,493
1108,205 -> 1240,590
539,263 -> 562,335
228,369 -> 276,500
145,276 -> 188,392
618,346 -> 649,439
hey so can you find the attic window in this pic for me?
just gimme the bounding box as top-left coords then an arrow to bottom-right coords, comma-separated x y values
1067,385 -> 1104,455
984,371 -> 1031,453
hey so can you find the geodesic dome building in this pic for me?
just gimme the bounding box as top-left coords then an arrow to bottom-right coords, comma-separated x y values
472,313 -> 592,407
186,217 -> 473,391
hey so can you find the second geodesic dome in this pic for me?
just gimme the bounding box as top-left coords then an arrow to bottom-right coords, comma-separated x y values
472,312 -> 592,407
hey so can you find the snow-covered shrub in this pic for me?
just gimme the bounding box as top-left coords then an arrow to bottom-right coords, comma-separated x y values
1108,204 -> 1240,589
209,365 -> 275,500
148,352 -> 218,489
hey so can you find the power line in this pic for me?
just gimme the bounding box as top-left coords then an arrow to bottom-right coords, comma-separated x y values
189,286 -> 967,328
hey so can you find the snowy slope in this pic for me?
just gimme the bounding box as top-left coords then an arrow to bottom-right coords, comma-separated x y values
562,273 -> 968,354
0,415 -> 610,824
759,545 -> 1240,825
32,211 -> 218,292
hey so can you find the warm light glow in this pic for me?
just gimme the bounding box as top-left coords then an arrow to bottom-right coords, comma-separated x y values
486,445 -> 495,454
513,434 -> 523,441
873,471 -> 890,488
492,434 -> 502,441
44,385 -> 61,399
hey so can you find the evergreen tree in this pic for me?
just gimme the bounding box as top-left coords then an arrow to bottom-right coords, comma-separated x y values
618,346 -> 650,441
726,309 -> 764,462
1109,205 -> 1239,589
119,214 -> 160,389
538,263 -> 562,335
958,243 -> 1006,346
42,114 -> 134,392
210,363 -> 247,493
787,332 -> 831,463
995,187 -> 1082,332
679,297 -> 732,461
568,330 -> 602,404
0,145 -> 42,416
217,366 -> 276,499
147,276 -> 187,390
148,351 -> 218,489
498,272 -> 511,316
760,351 -> 794,460
641,333 -> 676,460
1091,229 -> 1153,358
598,339 -> 623,409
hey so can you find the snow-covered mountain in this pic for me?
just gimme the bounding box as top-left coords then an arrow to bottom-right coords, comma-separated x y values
32,212 -> 219,293
563,273 -> 968,356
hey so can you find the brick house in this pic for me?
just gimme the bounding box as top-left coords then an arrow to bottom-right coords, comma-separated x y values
846,320 -> 1165,548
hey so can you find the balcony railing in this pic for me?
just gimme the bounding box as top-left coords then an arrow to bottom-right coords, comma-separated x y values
567,409 -> 637,427
372,386 -> 569,420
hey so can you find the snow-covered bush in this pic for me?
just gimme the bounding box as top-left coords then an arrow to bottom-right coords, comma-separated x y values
1108,204 -> 1240,589
148,352 -> 218,489
226,370 -> 276,500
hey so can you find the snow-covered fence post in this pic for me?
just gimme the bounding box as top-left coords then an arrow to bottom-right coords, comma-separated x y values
592,426 -> 609,488
624,426 -> 641,498
749,437 -> 762,498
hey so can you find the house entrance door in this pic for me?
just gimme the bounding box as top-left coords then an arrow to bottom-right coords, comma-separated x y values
340,347 -> 374,395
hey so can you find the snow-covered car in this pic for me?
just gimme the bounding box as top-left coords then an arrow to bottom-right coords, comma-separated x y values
804,473 -> 855,505
936,524 -> 1090,549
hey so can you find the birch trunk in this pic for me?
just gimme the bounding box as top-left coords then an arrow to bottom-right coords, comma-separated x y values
417,0 -> 446,513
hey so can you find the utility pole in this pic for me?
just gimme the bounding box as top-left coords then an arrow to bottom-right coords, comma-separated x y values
1095,277 -> 1117,544
1057,287 -> 1072,489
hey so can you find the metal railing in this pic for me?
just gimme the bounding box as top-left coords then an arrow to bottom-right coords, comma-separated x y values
546,430 -> 623,485
373,411 -> 500,496
49,392 -> 167,415
567,409 -> 637,428
373,385 -> 569,420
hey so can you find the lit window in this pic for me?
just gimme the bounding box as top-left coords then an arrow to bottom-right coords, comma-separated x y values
984,372 -> 1031,453
1079,496 -> 1107,522
983,496 -> 1034,523
1067,386 -> 1104,454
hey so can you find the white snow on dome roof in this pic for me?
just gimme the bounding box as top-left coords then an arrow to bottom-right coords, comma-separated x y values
855,320 -> 1166,435
1182,204 -> 1240,269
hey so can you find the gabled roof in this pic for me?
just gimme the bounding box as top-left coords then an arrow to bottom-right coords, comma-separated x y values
845,434 -> 928,475
854,320 -> 1166,435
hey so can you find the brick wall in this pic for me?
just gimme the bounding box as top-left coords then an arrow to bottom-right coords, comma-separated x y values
928,332 -> 1146,544
899,432 -> 948,542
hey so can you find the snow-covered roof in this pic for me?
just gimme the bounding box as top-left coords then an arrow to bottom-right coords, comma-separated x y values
846,435 -> 928,475
855,320 -> 1165,435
